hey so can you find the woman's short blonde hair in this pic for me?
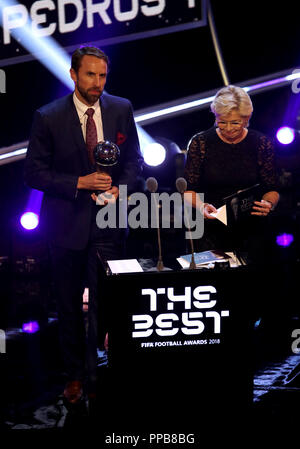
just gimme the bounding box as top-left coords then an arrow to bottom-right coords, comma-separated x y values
210,85 -> 253,117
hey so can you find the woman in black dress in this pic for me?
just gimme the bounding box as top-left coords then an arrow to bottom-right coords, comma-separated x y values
184,85 -> 280,263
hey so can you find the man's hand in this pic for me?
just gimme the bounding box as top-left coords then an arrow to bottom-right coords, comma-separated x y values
91,186 -> 119,205
77,172 -> 112,191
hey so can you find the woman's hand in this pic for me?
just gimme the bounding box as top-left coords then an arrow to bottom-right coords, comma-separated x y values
203,203 -> 218,219
251,199 -> 273,216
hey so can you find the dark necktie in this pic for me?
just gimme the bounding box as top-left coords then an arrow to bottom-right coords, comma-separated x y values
85,108 -> 97,164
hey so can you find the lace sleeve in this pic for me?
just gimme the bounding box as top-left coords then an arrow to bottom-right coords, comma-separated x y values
184,132 -> 206,191
257,134 -> 278,192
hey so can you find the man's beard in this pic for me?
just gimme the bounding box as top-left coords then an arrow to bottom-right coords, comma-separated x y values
77,82 -> 102,105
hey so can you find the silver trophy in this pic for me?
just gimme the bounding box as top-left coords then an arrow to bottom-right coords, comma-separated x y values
93,141 -> 120,200
93,140 -> 120,177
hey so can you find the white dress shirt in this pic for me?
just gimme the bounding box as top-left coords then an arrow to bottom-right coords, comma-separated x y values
73,92 -> 104,143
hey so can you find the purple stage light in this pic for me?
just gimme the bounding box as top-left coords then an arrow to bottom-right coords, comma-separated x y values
20,189 -> 43,230
276,233 -> 294,247
20,211 -> 39,230
22,321 -> 40,334
276,127 -> 295,145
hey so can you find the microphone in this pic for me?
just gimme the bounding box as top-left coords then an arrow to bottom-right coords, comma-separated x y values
146,176 -> 158,194
175,177 -> 187,195
146,177 -> 164,271
176,177 -> 196,270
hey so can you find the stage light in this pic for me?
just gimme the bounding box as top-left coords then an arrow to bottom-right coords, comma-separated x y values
136,125 -> 168,167
276,233 -> 294,247
276,127 -> 295,145
0,0 -> 73,89
143,142 -> 166,167
135,96 -> 215,124
22,321 -> 40,334
0,146 -> 27,165
20,188 -> 43,230
134,69 -> 300,125
254,318 -> 261,328
142,137 -> 182,190
20,211 -> 39,230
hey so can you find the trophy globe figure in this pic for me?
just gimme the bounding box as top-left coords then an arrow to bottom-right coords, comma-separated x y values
93,140 -> 120,180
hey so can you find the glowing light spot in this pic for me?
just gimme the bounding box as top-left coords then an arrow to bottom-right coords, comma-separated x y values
276,127 -> 295,145
20,212 -> 39,230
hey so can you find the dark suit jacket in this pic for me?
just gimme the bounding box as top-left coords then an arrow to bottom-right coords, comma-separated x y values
24,92 -> 143,250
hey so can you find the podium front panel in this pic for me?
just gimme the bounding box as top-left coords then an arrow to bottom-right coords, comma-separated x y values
101,266 -> 254,430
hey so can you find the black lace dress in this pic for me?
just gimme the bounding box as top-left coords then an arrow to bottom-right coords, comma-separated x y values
184,127 -> 278,262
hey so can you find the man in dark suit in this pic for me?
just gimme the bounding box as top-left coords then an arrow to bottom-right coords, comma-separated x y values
24,46 -> 143,408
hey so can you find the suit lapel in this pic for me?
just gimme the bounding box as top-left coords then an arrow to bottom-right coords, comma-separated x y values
66,95 -> 91,171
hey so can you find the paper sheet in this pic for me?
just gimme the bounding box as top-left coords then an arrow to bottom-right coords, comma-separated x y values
210,205 -> 227,226
107,259 -> 144,274
177,251 -> 242,269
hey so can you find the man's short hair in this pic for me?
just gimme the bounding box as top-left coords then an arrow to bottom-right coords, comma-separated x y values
71,46 -> 109,73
